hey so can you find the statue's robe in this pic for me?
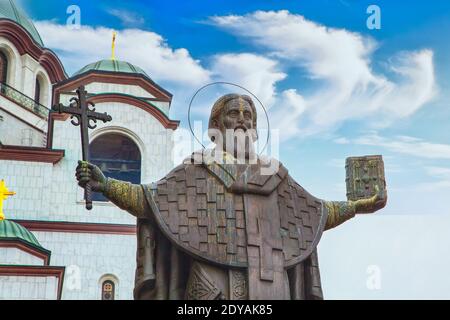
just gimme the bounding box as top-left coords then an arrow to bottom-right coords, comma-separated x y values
134,154 -> 329,300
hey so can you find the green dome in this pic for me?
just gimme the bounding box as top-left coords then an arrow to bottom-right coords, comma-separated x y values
73,59 -> 149,77
0,0 -> 44,47
0,219 -> 44,250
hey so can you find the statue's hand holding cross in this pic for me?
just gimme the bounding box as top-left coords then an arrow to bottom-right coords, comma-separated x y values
52,86 -> 112,210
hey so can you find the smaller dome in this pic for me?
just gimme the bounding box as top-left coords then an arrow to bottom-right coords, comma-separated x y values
73,59 -> 149,77
0,219 -> 45,250
0,0 -> 44,46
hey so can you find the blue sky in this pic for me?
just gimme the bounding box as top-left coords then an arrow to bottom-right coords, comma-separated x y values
16,0 -> 450,299
19,0 -> 450,215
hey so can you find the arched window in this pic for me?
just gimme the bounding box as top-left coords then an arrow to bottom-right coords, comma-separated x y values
89,133 -> 141,201
0,51 -> 8,84
34,78 -> 41,104
101,280 -> 115,300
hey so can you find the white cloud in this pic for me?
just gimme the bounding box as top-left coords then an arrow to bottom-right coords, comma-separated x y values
35,12 -> 437,145
35,21 -> 210,86
207,53 -> 309,139
418,166 -> 450,190
268,88 -> 306,138
210,10 -> 436,138
425,166 -> 450,177
335,132 -> 450,193
187,53 -> 299,141
106,8 -> 145,27
334,137 -> 350,144
210,53 -> 286,108
418,180 -> 450,190
351,133 -> 450,160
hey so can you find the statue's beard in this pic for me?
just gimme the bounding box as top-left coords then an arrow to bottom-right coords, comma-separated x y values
219,128 -> 257,164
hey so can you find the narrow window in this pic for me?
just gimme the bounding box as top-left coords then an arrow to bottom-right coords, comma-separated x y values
101,280 -> 115,300
34,78 -> 41,104
0,51 -> 8,84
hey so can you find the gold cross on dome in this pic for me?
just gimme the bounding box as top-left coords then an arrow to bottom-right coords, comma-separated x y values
0,180 -> 15,221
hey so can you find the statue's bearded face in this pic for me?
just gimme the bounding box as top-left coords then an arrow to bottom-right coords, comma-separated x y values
214,98 -> 256,161
222,98 -> 254,133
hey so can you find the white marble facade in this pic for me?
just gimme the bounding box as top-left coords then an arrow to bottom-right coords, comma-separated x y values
1,89 -> 175,300
34,231 -> 136,300
0,275 -> 59,300
0,50 -> 176,301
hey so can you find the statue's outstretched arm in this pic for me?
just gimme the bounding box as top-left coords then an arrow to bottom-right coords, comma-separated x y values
76,160 -> 151,218
324,200 -> 358,230
324,185 -> 386,230
103,178 -> 150,218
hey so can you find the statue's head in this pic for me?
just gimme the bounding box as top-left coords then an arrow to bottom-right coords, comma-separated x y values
208,94 -> 258,160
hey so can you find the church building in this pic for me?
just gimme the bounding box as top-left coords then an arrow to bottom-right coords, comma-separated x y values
0,1 -> 179,299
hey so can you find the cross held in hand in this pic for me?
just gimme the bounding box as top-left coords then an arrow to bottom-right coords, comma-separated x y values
52,85 -> 112,210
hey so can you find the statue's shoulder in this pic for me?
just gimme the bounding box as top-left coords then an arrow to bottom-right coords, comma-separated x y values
153,153 -> 209,196
256,157 -> 323,208
156,151 -> 206,183
254,155 -> 289,182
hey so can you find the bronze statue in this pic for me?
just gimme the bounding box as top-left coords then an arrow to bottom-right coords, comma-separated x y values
76,93 -> 387,300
